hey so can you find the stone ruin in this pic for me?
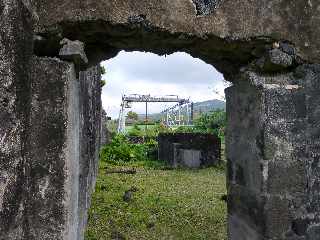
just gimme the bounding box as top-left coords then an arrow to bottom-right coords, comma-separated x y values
1,0 -> 320,239
158,132 -> 221,168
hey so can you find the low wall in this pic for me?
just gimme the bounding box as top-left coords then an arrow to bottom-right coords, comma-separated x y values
158,133 -> 221,168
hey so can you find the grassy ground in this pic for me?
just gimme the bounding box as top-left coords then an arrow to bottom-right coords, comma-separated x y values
85,161 -> 227,240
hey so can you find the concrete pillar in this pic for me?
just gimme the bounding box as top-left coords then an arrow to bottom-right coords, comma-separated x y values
226,65 -> 320,240
77,65 -> 102,240
28,57 -> 80,240
28,58 -> 102,240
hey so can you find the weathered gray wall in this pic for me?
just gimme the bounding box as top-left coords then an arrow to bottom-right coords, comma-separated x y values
0,0 -> 34,238
78,65 -> 102,240
29,57 -> 79,240
0,3 -> 102,236
226,63 -> 320,239
32,0 -> 320,77
29,57 -> 102,240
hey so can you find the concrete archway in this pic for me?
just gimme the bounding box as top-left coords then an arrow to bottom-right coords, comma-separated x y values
1,0 -> 320,239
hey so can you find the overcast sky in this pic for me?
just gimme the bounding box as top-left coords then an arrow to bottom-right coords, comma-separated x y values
101,51 -> 228,119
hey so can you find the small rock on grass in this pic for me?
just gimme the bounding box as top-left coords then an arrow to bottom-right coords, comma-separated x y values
123,190 -> 133,202
123,186 -> 139,202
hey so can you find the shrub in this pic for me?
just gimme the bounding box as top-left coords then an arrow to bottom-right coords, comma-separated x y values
144,138 -> 158,160
127,124 -> 143,137
194,109 -> 226,138
100,135 -> 147,163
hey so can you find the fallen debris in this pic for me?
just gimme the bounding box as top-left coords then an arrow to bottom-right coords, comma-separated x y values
105,168 -> 137,175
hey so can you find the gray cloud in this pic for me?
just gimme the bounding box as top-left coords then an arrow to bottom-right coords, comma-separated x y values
101,51 -> 227,118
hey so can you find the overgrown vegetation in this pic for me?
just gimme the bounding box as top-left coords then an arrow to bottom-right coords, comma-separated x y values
159,109 -> 226,139
85,109 -> 227,239
100,135 -> 158,164
194,109 -> 226,135
102,109 -> 226,167
125,109 -> 226,136
127,111 -> 139,121
85,161 -> 227,240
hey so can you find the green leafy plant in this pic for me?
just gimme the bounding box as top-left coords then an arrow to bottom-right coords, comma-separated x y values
144,138 -> 158,160
127,124 -> 143,137
101,133 -> 163,163
127,111 -> 139,121
100,134 -> 147,163
100,65 -> 106,75
100,79 -> 106,87
194,109 -> 226,138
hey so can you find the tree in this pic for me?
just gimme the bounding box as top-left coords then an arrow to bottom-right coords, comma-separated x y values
100,65 -> 106,75
127,111 -> 139,121
100,65 -> 107,87
194,109 -> 226,136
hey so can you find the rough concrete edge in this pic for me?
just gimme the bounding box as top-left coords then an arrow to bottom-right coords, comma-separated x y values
63,62 -> 80,240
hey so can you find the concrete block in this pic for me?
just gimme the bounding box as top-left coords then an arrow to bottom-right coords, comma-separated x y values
264,196 -> 291,238
307,224 -> 320,240
158,133 -> 221,168
225,84 -> 264,193
28,57 -> 80,240
267,160 -> 307,196
59,38 -> 88,66
180,149 -> 201,168
258,49 -> 294,72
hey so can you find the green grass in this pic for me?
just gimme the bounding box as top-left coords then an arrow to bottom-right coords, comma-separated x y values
125,124 -> 157,131
85,161 -> 227,240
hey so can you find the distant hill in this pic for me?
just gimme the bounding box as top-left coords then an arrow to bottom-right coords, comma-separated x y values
136,99 -> 226,122
192,99 -> 226,113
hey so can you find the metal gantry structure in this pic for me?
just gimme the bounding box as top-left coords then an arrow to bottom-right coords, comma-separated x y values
117,94 -> 192,133
161,102 -> 194,128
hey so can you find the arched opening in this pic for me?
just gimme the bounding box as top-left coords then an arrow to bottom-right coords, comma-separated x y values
33,28 -> 316,238
86,50 -> 229,239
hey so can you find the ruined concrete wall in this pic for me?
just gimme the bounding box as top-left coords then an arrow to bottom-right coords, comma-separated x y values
33,0 -> 320,70
158,133 -> 221,168
28,57 -> 79,240
19,57 -> 101,240
226,60 -> 320,239
2,0 -> 320,239
0,4 -> 102,236
0,0 -> 34,238
292,64 -> 320,239
29,58 -> 102,240
77,65 -> 102,240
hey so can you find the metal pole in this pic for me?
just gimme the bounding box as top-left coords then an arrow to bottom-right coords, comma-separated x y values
122,105 -> 126,133
190,102 -> 194,124
178,105 -> 181,126
186,103 -> 190,125
117,102 -> 124,133
145,101 -> 148,133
